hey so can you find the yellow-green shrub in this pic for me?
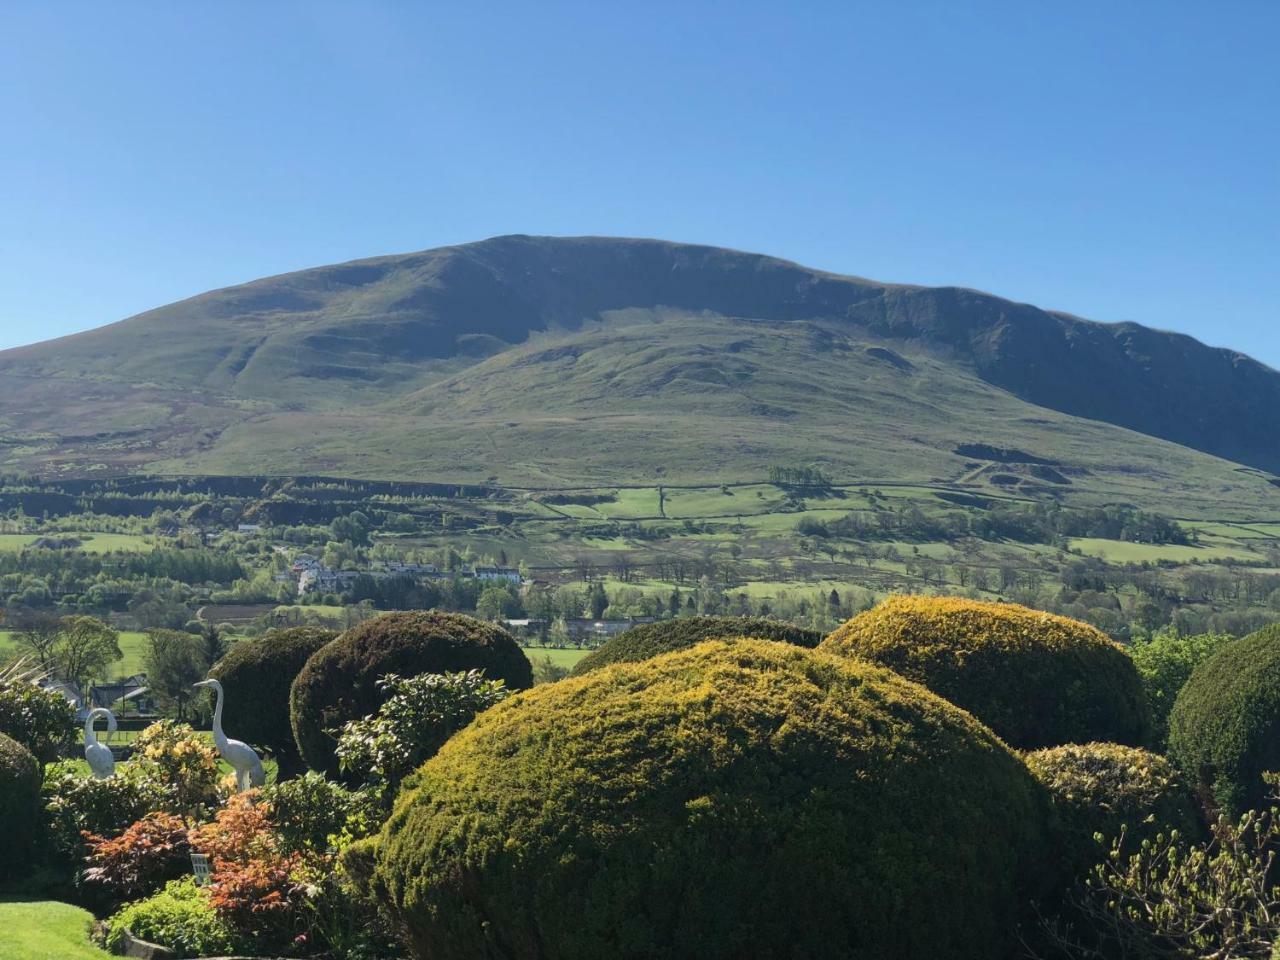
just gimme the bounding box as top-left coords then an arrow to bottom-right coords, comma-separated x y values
821,596 -> 1149,749
367,639 -> 1049,960
1024,742 -> 1200,884
571,615 -> 820,676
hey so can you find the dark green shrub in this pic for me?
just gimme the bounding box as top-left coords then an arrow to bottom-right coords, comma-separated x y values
290,612 -> 532,775
821,596 -> 1150,749
261,772 -> 380,854
105,877 -> 237,959
209,626 -> 336,776
0,731 -> 44,874
571,615 -> 821,675
368,639 -> 1049,960
1024,742 -> 1201,884
1168,623 -> 1280,814
0,677 -> 76,763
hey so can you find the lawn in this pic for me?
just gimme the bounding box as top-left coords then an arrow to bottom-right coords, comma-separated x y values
523,645 -> 591,669
0,901 -> 111,960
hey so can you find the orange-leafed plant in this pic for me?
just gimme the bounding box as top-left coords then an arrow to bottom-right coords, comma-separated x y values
82,811 -> 192,899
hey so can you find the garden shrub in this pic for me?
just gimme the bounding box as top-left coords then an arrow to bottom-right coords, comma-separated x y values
290,612 -> 533,775
209,626 -> 336,776
368,639 -> 1049,960
571,615 -> 821,675
41,765 -> 163,862
335,670 -> 509,797
821,596 -> 1150,749
1024,742 -> 1201,885
262,771 -> 381,854
1168,622 -> 1280,814
132,721 -> 221,816
83,811 -> 192,901
105,877 -> 237,960
0,676 -> 75,763
0,731 -> 41,873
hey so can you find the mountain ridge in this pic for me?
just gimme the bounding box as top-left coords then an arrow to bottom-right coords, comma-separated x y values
1,235 -> 1278,499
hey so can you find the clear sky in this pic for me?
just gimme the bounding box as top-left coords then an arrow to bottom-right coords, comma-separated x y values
1,2 -> 1276,364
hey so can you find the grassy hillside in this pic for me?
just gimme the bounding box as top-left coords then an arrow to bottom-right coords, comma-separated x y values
2,235 -> 1279,494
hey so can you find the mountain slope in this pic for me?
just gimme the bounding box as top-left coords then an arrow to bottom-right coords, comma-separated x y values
0,235 -> 1277,510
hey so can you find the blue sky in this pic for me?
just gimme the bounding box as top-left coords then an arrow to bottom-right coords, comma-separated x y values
1,2 -> 1276,364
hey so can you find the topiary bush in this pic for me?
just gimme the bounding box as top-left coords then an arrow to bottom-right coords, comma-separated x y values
571,615 -> 821,675
821,596 -> 1150,750
367,639 -> 1049,960
290,612 -> 533,776
209,626 -> 336,777
0,731 -> 40,874
1167,623 -> 1280,815
1024,742 -> 1201,885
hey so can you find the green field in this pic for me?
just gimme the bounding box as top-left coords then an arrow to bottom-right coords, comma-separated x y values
0,901 -> 111,960
0,631 -> 150,679
523,645 -> 591,669
1068,537 -> 1261,564
0,532 -> 153,554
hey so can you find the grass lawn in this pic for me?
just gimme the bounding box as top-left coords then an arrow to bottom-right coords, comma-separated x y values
0,901 -> 111,960
523,645 -> 591,669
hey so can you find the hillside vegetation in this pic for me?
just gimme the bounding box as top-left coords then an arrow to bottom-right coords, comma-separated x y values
1,236 -> 1279,508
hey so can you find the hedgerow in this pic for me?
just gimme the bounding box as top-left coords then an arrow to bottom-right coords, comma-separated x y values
1167,622 -> 1280,814
571,615 -> 821,675
209,626 -> 336,776
821,596 -> 1150,749
367,639 -> 1049,960
290,612 -> 532,775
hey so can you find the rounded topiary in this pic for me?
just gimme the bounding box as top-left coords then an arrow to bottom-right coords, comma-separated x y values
1024,742 -> 1200,883
368,639 -> 1049,960
0,731 -> 41,872
209,627 -> 337,777
571,615 -> 821,675
290,612 -> 533,775
821,596 -> 1150,750
1167,623 -> 1280,814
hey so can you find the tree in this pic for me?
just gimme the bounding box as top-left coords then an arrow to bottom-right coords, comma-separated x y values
145,629 -> 209,721
54,616 -> 122,690
1130,628 -> 1232,747
588,582 -> 608,619
14,611 -> 61,671
200,623 -> 228,669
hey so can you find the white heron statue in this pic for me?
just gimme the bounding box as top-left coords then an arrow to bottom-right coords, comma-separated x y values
193,678 -> 265,791
83,707 -> 117,779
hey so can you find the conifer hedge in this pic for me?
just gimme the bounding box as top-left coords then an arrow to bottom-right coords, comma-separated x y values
1168,623 -> 1280,814
0,732 -> 40,873
821,596 -> 1149,749
571,615 -> 820,675
209,627 -> 337,777
290,612 -> 532,775
366,639 -> 1048,960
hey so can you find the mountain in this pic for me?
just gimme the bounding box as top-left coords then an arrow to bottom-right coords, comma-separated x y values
1,235 -> 1278,512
